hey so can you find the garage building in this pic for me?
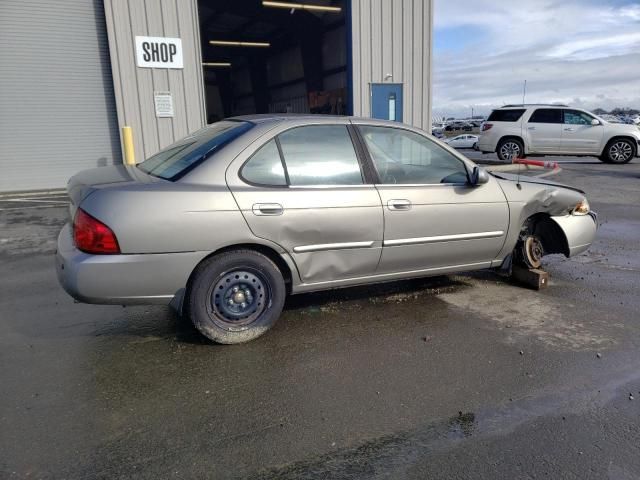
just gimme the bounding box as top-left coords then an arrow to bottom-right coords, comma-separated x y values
0,0 -> 433,192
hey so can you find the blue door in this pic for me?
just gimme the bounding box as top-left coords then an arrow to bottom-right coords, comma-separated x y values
371,84 -> 403,122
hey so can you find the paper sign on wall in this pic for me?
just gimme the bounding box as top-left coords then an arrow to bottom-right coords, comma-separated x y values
154,91 -> 174,118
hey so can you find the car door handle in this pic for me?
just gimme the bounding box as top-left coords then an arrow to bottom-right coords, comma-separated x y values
564,127 -> 575,132
527,126 -> 536,130
252,203 -> 283,216
387,199 -> 412,211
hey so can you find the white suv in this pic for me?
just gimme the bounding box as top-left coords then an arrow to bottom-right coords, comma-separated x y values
478,105 -> 640,163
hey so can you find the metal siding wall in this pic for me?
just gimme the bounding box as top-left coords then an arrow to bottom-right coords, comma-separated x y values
0,0 -> 120,192
104,0 -> 205,162
351,0 -> 432,131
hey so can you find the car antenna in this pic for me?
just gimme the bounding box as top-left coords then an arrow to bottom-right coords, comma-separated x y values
513,152 -> 522,190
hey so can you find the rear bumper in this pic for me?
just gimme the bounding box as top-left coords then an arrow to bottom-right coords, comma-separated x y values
478,136 -> 497,153
55,223 -> 209,305
551,212 -> 598,257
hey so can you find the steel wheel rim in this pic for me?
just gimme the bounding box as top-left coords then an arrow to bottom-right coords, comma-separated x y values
610,142 -> 632,162
500,142 -> 521,159
208,269 -> 270,330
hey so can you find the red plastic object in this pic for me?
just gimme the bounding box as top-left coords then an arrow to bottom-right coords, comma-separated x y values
513,158 -> 559,169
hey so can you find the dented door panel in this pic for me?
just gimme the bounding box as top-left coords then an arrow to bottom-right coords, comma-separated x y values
229,185 -> 384,283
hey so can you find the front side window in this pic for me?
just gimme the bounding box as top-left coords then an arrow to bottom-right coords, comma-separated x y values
359,126 -> 469,184
240,139 -> 286,186
563,110 -> 594,125
529,108 -> 562,124
277,125 -> 363,186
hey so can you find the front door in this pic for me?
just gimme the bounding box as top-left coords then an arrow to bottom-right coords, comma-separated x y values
371,84 -> 403,122
561,109 -> 604,154
525,108 -> 563,152
227,123 -> 383,284
356,124 -> 509,274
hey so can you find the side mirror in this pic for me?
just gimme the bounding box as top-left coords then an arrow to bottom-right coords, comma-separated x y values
470,166 -> 490,186
591,119 -> 601,126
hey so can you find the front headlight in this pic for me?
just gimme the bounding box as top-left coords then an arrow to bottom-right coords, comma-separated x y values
572,198 -> 590,215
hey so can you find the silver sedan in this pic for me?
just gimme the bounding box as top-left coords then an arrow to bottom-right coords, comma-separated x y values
56,115 -> 597,344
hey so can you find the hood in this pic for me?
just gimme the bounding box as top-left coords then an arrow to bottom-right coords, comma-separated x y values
67,165 -> 160,207
490,171 -> 585,194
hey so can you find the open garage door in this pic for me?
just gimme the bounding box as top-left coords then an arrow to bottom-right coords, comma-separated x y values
197,0 -> 348,122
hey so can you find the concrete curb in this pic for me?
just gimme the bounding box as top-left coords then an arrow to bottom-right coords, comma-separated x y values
0,189 -> 67,199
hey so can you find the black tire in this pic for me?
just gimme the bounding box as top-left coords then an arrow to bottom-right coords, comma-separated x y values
472,142 -> 478,151
496,138 -> 524,162
187,250 -> 286,344
602,138 -> 635,164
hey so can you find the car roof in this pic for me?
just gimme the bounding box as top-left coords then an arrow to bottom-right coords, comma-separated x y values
228,114 -> 405,128
497,104 -> 569,109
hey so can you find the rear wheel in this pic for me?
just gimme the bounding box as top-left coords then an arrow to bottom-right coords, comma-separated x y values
602,139 -> 635,164
187,250 -> 286,344
497,138 -> 524,161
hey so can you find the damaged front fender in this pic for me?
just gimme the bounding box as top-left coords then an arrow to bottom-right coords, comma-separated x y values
493,174 -> 596,262
550,213 -> 598,257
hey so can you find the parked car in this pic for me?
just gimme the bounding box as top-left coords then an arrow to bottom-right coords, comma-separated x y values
478,104 -> 640,163
56,115 -> 597,344
445,134 -> 479,149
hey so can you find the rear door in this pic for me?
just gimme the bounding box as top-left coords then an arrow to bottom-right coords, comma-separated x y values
525,108 -> 563,152
561,109 -> 604,154
227,121 -> 383,284
356,123 -> 509,274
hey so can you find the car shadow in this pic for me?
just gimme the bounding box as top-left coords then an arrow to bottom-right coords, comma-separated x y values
170,275 -> 474,346
282,275 -> 469,311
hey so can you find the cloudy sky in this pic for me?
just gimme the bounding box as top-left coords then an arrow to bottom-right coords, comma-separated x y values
433,0 -> 640,118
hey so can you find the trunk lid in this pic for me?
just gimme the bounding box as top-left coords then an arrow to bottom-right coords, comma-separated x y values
67,165 -> 160,217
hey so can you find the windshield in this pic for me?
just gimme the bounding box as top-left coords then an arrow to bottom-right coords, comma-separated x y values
137,120 -> 253,180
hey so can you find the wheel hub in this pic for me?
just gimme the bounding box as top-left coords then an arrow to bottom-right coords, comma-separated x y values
210,270 -> 267,325
523,236 -> 544,269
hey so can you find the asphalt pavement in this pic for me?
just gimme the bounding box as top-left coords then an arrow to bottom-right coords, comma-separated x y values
1,156 -> 640,479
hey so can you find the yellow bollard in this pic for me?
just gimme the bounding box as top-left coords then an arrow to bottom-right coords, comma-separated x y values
121,126 -> 136,165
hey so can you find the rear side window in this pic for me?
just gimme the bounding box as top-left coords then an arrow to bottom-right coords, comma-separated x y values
487,109 -> 526,122
138,120 -> 253,180
529,109 -> 562,123
241,140 -> 287,186
278,125 -> 363,186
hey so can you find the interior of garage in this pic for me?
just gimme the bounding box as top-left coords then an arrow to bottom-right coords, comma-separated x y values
197,0 -> 348,122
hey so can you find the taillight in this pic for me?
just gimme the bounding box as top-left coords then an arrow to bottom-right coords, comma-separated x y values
481,123 -> 493,132
73,208 -> 120,254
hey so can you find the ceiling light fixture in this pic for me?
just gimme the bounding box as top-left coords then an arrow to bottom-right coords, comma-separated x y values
202,62 -> 232,67
262,1 -> 342,13
209,40 -> 270,47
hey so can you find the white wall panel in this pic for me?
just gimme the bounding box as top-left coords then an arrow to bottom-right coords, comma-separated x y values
104,0 -> 206,162
351,0 -> 433,131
